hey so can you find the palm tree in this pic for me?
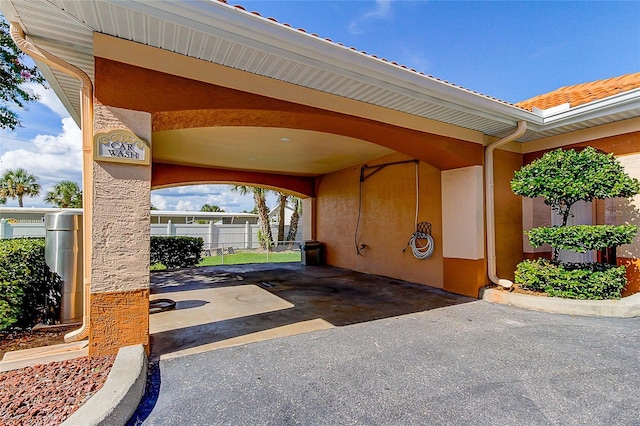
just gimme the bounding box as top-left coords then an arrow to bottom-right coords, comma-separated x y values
287,197 -> 302,242
231,185 -> 273,249
0,168 -> 41,207
200,204 -> 224,212
44,180 -> 82,208
276,193 -> 288,245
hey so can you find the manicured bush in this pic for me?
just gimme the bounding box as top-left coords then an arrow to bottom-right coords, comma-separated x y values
0,238 -> 61,331
150,236 -> 203,269
515,258 -> 627,300
526,225 -> 637,253
511,147 -> 640,299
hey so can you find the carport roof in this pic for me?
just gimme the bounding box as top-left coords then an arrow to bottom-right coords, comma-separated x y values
2,0 -> 639,142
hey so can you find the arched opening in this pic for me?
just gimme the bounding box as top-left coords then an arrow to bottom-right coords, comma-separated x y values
150,182 -> 309,269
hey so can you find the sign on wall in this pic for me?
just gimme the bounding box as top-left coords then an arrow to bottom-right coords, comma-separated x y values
94,129 -> 150,165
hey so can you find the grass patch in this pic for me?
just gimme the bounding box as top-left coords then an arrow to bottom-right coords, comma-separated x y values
151,250 -> 301,270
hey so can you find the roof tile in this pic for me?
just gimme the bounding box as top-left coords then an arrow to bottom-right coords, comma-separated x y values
516,72 -> 640,111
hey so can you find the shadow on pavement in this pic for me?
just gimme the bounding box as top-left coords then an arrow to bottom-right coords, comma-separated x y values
148,263 -> 475,358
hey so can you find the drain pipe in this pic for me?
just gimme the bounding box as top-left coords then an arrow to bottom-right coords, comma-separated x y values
11,23 -> 93,342
485,120 -> 527,288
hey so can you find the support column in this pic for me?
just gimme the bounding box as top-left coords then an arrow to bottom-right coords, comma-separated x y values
441,166 -> 485,297
302,198 -> 315,241
244,221 -> 251,249
0,219 -> 12,239
90,104 -> 151,357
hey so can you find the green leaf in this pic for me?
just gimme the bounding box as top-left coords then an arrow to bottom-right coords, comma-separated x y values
526,225 -> 638,252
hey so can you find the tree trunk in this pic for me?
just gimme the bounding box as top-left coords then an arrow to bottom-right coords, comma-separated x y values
287,208 -> 300,242
254,191 -> 272,249
277,193 -> 287,245
286,198 -> 301,242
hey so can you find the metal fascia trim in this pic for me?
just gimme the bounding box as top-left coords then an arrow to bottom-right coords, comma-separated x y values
123,0 -> 542,128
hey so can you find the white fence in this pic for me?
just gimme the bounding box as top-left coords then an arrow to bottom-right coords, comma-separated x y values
0,220 -> 46,239
0,218 -> 303,251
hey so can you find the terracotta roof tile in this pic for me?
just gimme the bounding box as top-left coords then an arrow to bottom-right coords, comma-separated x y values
516,72 -> 640,111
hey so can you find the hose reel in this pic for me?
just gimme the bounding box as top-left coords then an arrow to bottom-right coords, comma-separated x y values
403,222 -> 434,260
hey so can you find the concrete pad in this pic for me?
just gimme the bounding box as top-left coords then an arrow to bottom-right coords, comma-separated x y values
0,341 -> 89,372
481,287 -> 640,317
150,285 -> 294,334
159,318 -> 334,360
148,264 -> 474,360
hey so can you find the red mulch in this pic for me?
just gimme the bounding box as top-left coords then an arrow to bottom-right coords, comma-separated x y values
0,327 -> 114,425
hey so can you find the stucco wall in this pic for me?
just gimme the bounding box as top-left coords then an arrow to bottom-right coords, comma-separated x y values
316,153 -> 444,288
493,149 -> 524,280
91,103 -> 151,356
92,105 -> 152,293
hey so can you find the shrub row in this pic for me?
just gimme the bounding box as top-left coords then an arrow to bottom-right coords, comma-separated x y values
0,238 -> 61,332
515,258 -> 627,300
150,236 -> 203,269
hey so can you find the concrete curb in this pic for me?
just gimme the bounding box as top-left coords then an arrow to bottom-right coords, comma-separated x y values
61,344 -> 147,426
481,288 -> 640,318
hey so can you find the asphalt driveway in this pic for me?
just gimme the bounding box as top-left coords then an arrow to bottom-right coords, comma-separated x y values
130,266 -> 640,425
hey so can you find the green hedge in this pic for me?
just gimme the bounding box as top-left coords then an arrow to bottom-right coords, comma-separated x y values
515,258 -> 627,300
0,238 -> 61,331
150,236 -> 203,269
526,225 -> 637,252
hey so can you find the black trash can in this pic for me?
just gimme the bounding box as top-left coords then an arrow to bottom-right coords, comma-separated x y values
301,240 -> 324,266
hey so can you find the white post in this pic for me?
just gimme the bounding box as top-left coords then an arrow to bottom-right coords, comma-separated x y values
166,220 -> 173,236
0,219 -> 8,239
245,221 -> 251,249
209,221 -> 215,252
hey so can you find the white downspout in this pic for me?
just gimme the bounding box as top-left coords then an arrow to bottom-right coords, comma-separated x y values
10,23 -> 93,342
485,120 -> 527,288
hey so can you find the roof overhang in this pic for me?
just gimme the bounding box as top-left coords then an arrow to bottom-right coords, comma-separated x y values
2,0 -> 639,144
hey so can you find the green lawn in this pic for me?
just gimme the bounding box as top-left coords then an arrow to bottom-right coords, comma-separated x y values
150,250 -> 301,270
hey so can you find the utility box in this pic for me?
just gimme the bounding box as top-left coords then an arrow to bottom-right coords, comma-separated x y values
45,212 -> 83,324
301,240 -> 324,266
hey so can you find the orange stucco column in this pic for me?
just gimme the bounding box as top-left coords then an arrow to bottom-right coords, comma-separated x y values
441,165 -> 486,297
90,104 -> 151,357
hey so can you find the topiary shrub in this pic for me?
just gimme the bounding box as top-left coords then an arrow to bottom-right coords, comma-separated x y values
150,236 -> 203,269
0,238 -> 61,331
516,258 -> 627,300
526,225 -> 637,254
511,147 -> 640,299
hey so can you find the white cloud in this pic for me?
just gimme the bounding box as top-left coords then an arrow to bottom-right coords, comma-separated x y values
28,83 -> 70,118
151,185 -> 257,213
0,117 -> 82,207
175,199 -> 196,212
349,0 -> 394,35
151,194 -> 169,210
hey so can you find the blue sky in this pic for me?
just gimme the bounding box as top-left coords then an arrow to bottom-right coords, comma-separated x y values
1,0 -> 639,211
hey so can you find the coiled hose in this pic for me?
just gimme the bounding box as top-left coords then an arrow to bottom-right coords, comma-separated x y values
407,232 -> 434,259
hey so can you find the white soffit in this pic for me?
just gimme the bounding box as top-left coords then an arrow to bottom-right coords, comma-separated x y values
2,0 -> 639,142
